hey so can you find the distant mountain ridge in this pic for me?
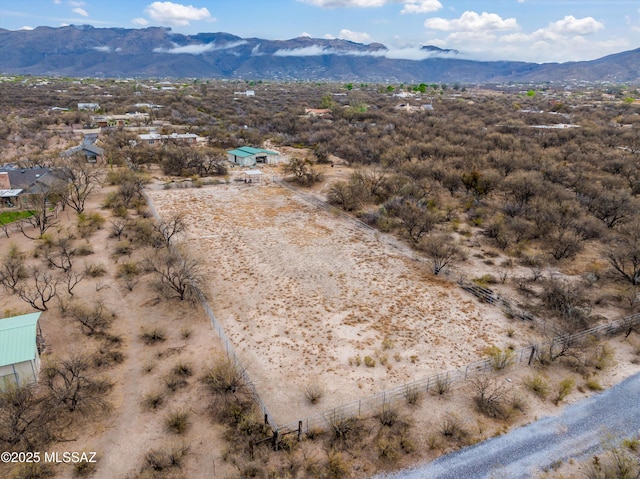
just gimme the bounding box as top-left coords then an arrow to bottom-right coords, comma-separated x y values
0,25 -> 639,83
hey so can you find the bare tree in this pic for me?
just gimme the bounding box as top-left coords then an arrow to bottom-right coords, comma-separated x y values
419,233 -> 465,275
18,188 -> 61,239
67,300 -> 113,336
604,221 -> 640,285
57,157 -> 102,213
109,218 -> 127,240
0,243 -> 26,293
540,277 -> 592,331
63,270 -> 84,297
471,375 -> 511,419
387,198 -> 440,242
17,267 -> 58,311
0,384 -> 51,451
283,157 -> 323,186
326,181 -> 367,211
42,355 -> 112,414
40,235 -> 75,272
144,246 -> 206,303
154,213 -> 187,246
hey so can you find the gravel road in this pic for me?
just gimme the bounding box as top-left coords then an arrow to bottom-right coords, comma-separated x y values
376,372 -> 640,479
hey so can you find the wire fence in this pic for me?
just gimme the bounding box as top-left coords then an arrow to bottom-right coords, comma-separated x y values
141,188 -> 279,429
277,310 -> 640,436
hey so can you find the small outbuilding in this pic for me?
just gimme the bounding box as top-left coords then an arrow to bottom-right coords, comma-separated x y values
227,146 -> 282,167
0,312 -> 43,390
244,170 -> 263,184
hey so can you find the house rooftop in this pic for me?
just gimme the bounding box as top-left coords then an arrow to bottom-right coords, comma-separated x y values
227,146 -> 279,157
0,313 -> 41,367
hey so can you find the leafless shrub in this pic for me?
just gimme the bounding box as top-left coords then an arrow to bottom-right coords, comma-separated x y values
67,300 -> 114,337
304,381 -> 325,404
201,356 -> 244,395
144,246 -> 206,303
42,355 -> 112,414
471,375 -> 511,419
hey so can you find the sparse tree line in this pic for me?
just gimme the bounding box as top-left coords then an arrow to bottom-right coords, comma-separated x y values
0,153 -> 211,476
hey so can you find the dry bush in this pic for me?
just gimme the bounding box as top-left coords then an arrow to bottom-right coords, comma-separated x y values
326,451 -> 350,479
201,356 -> 244,395
144,246 -> 206,303
7,463 -> 55,479
165,409 -> 190,435
327,411 -> 366,450
67,300 -> 114,337
42,355 -> 112,415
304,381 -> 325,405
439,413 -> 471,444
171,361 -> 193,378
434,375 -> 452,396
140,327 -> 166,345
471,375 -> 512,419
486,345 -> 516,371
404,385 -> 422,406
142,443 -> 190,473
375,403 -> 399,427
84,262 -> 107,278
554,378 -> 575,405
524,373 -> 550,399
142,392 -> 165,411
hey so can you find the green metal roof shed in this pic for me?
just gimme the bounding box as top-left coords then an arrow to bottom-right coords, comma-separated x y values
0,312 -> 42,389
0,312 -> 41,367
227,146 -> 282,167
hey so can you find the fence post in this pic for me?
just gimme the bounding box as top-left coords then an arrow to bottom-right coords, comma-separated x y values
298,421 -> 303,441
528,346 -> 536,366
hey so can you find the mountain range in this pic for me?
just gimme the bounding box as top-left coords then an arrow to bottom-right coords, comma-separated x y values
1,25 -> 639,84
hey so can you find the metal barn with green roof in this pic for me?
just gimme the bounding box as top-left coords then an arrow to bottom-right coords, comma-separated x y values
227,146 -> 282,167
0,312 -> 43,390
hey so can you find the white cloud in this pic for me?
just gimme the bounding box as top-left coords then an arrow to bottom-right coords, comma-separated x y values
272,44 -> 457,60
19,25 -> 34,30
145,1 -> 213,26
72,7 -> 89,17
547,15 -> 604,35
298,0 -> 398,7
274,45 -> 331,56
132,17 -> 149,26
69,0 -> 85,7
338,29 -> 372,43
94,46 -> 112,52
153,40 -> 247,54
401,0 -> 442,15
300,32 -> 312,37
53,0 -> 62,4
424,11 -> 518,32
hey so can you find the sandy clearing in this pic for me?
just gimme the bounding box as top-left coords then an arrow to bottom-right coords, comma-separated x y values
147,181 -> 528,425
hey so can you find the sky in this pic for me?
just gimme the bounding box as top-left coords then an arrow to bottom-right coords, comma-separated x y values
1,0 -> 639,63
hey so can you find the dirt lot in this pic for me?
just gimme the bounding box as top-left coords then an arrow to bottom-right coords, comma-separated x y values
147,176 -> 531,426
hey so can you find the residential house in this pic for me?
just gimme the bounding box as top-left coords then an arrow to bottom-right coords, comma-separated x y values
0,312 -> 43,390
61,142 -> 104,163
78,102 -> 100,111
227,146 -> 282,167
0,167 -> 66,208
91,112 -> 150,128
138,131 -> 202,146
